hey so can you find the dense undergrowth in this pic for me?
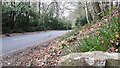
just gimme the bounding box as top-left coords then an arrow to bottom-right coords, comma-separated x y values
58,8 -> 120,55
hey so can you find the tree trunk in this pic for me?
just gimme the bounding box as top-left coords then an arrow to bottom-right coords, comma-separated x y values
27,0 -> 30,25
93,2 -> 102,19
118,1 -> 120,8
93,2 -> 101,13
89,2 -> 94,21
0,2 -> 1,34
39,0 -> 41,15
9,0 -> 15,33
85,0 -> 90,23
101,0 -> 105,12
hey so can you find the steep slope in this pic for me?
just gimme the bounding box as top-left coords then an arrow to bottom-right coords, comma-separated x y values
58,8 -> 120,55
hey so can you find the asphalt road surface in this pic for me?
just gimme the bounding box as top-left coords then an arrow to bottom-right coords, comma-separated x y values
0,30 -> 71,55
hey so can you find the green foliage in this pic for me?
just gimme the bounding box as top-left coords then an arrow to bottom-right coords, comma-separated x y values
62,16 -> 119,54
2,2 -> 38,33
75,15 -> 92,27
75,17 -> 88,27
2,2 -> 72,34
